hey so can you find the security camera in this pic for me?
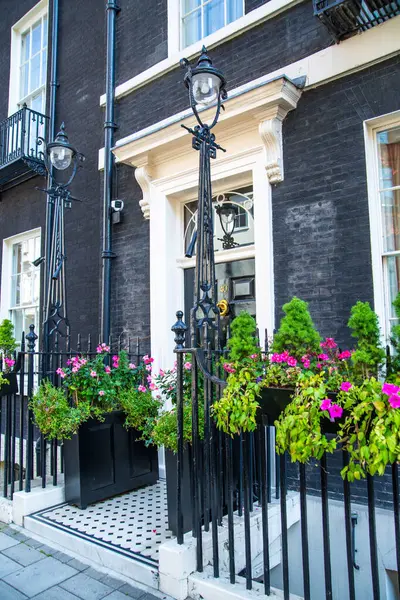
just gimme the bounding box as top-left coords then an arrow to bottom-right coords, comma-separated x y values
32,256 -> 45,267
111,199 -> 124,212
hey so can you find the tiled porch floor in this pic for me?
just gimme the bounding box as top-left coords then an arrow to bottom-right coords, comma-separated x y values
29,480 -> 173,567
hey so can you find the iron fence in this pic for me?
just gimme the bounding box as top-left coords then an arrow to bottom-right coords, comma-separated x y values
0,106 -> 49,168
174,337 -> 400,600
0,326 -> 148,500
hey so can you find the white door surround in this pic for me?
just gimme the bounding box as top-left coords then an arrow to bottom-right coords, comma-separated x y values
112,76 -> 303,375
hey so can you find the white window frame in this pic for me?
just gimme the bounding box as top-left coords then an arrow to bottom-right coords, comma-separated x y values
179,0 -> 245,49
0,228 -> 42,347
8,0 -> 48,116
364,110 -> 400,344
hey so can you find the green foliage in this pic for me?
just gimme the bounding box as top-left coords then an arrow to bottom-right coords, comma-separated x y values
119,387 -> 162,445
0,319 -> 17,357
275,374 -> 338,462
212,363 -> 262,436
389,292 -> 400,376
29,380 -> 91,440
152,401 -> 204,453
348,301 -> 385,380
0,372 -> 7,391
272,297 -> 321,360
227,312 -> 260,362
338,379 -> 400,481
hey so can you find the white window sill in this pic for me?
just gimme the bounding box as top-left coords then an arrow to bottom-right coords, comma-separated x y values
99,0 -> 303,106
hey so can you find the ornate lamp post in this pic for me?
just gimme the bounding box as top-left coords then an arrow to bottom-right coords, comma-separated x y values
38,123 -> 84,342
180,47 -> 227,347
215,201 -> 239,250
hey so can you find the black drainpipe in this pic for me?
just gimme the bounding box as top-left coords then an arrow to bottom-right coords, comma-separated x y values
101,0 -> 119,343
43,0 -> 59,349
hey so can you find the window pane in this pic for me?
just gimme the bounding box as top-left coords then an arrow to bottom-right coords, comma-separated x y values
377,126 -> 400,190
30,91 -> 43,113
182,0 -> 201,15
20,64 -> 29,99
380,188 -> 400,252
31,20 -> 42,56
30,54 -> 40,92
204,0 -> 224,36
386,255 -> 400,327
43,15 -> 48,48
227,0 -> 244,22
21,31 -> 30,62
182,9 -> 201,46
41,49 -> 47,86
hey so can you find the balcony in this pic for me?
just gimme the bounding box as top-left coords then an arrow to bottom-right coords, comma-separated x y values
313,0 -> 400,41
0,106 -> 49,191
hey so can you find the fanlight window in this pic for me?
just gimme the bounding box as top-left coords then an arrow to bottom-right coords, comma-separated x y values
183,187 -> 254,257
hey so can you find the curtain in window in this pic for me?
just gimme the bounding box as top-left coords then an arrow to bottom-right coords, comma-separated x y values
385,141 -> 400,321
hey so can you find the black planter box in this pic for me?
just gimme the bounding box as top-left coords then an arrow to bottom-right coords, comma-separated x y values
257,386 -> 341,432
63,411 -> 158,509
0,373 -> 18,397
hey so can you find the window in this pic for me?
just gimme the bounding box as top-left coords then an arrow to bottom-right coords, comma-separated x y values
8,1 -> 48,116
1,230 -> 41,347
377,125 -> 400,339
19,14 -> 48,113
183,187 -> 254,256
181,0 -> 244,48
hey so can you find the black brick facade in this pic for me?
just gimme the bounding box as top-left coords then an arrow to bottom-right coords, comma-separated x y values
245,0 -> 270,12
273,55 -> 400,349
115,0 -> 333,140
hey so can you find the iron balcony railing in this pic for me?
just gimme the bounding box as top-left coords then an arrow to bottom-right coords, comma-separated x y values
0,106 -> 49,186
313,0 -> 400,41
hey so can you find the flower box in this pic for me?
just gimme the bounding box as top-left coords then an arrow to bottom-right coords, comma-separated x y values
64,410 -> 158,509
0,373 -> 18,397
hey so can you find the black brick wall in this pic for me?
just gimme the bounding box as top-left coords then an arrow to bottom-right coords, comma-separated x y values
109,164 -> 151,354
116,0 -> 168,86
273,55 -> 400,349
115,1 -> 333,139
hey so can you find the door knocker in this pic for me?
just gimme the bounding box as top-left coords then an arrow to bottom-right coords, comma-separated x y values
217,299 -> 230,317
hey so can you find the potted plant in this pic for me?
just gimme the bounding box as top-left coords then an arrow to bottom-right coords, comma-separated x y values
30,346 -> 160,508
0,319 -> 18,396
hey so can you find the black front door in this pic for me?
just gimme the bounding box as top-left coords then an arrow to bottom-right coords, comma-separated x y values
184,258 -> 256,347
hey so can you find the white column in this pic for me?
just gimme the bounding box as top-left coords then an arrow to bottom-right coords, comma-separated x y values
252,153 -> 275,350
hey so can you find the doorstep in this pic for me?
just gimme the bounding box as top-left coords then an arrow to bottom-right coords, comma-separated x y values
23,480 -> 172,590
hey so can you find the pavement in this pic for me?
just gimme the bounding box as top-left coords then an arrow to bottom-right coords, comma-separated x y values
0,522 -> 162,600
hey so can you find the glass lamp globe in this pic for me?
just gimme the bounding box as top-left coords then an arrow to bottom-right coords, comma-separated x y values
192,72 -> 221,106
49,145 -> 73,170
216,203 -> 237,235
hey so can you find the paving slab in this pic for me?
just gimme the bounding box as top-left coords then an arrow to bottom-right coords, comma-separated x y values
31,586 -> 80,599
0,553 -> 23,578
60,572 -> 113,600
66,558 -> 89,572
4,556 -> 77,597
105,592 -> 136,600
3,542 -> 45,566
0,579 -> 28,599
0,531 -> 20,550
117,583 -> 146,598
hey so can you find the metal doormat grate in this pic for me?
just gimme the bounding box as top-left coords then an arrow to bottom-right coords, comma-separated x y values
29,480 -> 172,567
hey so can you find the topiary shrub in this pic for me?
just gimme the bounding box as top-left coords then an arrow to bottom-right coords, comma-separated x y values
348,301 -> 385,380
0,319 -> 17,358
226,312 -> 260,362
271,297 -> 321,360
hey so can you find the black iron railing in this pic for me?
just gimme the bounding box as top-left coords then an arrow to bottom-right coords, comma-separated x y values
0,327 -> 148,499
173,324 -> 400,600
313,0 -> 400,41
0,106 -> 49,170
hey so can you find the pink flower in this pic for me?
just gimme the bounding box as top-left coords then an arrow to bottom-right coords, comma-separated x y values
129,363 -> 136,370
328,404 -> 343,419
159,369 -> 165,377
301,355 -> 309,363
56,367 -> 66,379
149,383 -> 158,391
250,354 -> 258,360
389,394 -> 400,409
147,375 -> 153,383
320,399 -> 331,411
112,355 -> 118,362
97,343 -> 110,353
184,362 -> 192,370
4,358 -> 15,368
303,359 -> 310,369
90,370 -> 97,377
340,382 -> 352,392
143,355 -> 154,365
320,338 -> 337,349
138,385 -> 147,393
146,365 -> 152,372
223,363 -> 236,374
66,359 -> 72,365
96,345 -> 103,354
287,357 -> 297,367
382,383 -> 400,396
270,353 -> 282,363
72,367 -> 79,373
338,350 -> 352,360
99,390 -> 105,396
318,353 -> 329,361
316,362 -> 322,369
105,366 -> 111,374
